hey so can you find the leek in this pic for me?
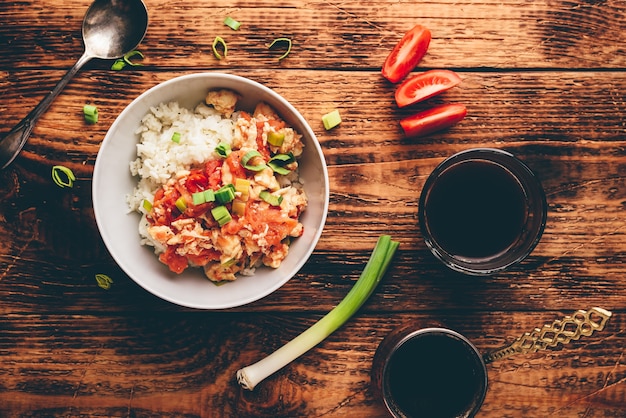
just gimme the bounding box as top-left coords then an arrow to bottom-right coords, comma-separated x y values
236,235 -> 399,390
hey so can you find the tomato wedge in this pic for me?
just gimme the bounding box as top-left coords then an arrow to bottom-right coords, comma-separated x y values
395,70 -> 462,108
382,25 -> 431,83
400,103 -> 467,138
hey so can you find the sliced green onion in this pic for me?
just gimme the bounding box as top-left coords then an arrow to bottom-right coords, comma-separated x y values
142,199 -> 153,212
237,235 -> 399,390
83,104 -> 98,124
260,190 -> 283,206
215,184 -> 236,204
51,165 -> 76,188
175,196 -> 187,213
267,131 -> 285,147
171,132 -> 181,143
204,189 -> 216,202
241,150 -> 267,172
322,109 -> 342,130
111,59 -> 126,70
192,191 -> 206,205
268,153 -> 295,175
268,37 -> 292,61
224,16 -> 241,30
215,142 -> 231,158
95,274 -> 113,290
123,50 -> 144,66
211,205 -> 232,226
212,36 -> 228,60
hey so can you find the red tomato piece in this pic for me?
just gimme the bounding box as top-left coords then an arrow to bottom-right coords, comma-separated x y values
395,70 -> 462,108
400,103 -> 467,138
382,25 -> 431,83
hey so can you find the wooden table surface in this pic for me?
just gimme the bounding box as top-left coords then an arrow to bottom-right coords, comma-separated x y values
2,0 -> 626,416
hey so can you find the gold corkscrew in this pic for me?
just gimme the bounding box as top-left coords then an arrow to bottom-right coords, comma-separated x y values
483,307 -> 613,364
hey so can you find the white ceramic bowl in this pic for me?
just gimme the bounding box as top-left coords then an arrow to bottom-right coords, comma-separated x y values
93,73 -> 329,309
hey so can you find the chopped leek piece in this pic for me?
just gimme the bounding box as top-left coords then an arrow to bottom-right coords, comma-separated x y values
192,191 -> 206,205
268,153 -> 295,175
95,274 -> 113,290
241,150 -> 267,171
215,184 -> 236,204
322,109 -> 342,130
83,104 -> 98,124
211,205 -> 232,226
142,199 -> 153,212
237,235 -> 400,390
268,37 -> 292,61
51,165 -> 76,188
175,197 -> 187,213
260,190 -> 283,206
232,199 -> 246,216
123,50 -> 144,66
267,131 -> 285,146
204,189 -> 216,202
171,132 -> 181,143
224,16 -> 241,30
215,142 -> 231,158
212,36 -> 228,60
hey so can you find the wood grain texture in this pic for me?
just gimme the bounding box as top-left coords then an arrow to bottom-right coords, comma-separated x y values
1,0 -> 625,416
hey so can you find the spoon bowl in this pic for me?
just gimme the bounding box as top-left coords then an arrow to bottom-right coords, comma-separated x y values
0,0 -> 148,169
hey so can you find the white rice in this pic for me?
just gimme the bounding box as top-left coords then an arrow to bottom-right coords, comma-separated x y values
126,101 -> 236,212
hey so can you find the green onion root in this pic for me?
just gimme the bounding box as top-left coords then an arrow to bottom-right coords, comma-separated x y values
236,235 -> 399,390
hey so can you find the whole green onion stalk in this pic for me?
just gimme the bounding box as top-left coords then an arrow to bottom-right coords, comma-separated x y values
236,235 -> 399,390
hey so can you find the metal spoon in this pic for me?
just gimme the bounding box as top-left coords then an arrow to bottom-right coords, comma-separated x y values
0,0 -> 149,169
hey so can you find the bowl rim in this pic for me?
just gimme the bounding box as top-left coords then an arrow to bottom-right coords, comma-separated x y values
93,72 -> 329,309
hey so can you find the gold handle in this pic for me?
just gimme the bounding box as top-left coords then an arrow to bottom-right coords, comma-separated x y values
483,307 -> 612,364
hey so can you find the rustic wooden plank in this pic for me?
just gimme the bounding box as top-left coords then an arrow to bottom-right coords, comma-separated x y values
1,0 -> 626,71
0,311 -> 623,416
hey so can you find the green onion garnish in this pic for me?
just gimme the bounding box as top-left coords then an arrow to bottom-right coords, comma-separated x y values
123,50 -> 144,66
111,59 -> 126,70
175,197 -> 187,213
322,109 -> 342,130
51,165 -> 76,188
204,189 -> 216,202
211,205 -> 232,226
268,153 -> 295,175
268,37 -> 293,61
259,190 -> 283,206
224,16 -> 241,30
237,235 -> 399,390
215,142 -> 231,158
215,184 -> 236,204
241,150 -> 267,171
83,104 -> 98,124
212,36 -> 228,60
267,131 -> 285,147
142,199 -> 153,212
95,274 -> 113,290
171,132 -> 181,143
192,191 -> 206,205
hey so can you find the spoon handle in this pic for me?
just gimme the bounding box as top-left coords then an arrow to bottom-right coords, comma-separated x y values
0,51 -> 93,169
483,307 -> 613,364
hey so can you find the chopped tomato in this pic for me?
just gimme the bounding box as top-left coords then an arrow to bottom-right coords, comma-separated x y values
400,103 -> 467,138
382,25 -> 431,83
256,121 -> 271,160
225,150 -> 248,180
159,246 -> 189,274
204,159 -> 223,189
395,70 -> 462,108
184,169 -> 209,193
245,202 -> 298,247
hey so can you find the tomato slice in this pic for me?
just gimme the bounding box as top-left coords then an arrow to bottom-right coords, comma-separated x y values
382,25 -> 431,83
400,103 -> 467,138
395,70 -> 462,108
